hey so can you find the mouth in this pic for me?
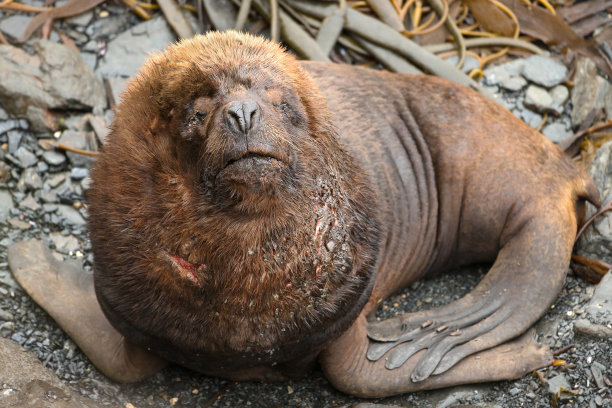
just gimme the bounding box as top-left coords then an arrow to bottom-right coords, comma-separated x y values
217,150 -> 289,187
224,151 -> 288,169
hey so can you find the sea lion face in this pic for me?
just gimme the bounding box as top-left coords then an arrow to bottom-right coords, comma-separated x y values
89,32 -> 379,375
153,34 -> 318,215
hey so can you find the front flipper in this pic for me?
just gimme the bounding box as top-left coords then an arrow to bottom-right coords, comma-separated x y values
322,201 -> 575,396
8,239 -> 166,382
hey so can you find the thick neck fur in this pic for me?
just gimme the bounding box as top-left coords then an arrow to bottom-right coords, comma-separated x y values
89,32 -> 379,360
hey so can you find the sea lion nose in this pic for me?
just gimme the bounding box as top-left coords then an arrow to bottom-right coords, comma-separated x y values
227,100 -> 259,134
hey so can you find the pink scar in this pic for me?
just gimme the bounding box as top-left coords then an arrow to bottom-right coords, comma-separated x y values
168,254 -> 205,287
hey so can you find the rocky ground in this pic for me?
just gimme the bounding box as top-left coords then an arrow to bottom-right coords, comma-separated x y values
0,2 -> 611,408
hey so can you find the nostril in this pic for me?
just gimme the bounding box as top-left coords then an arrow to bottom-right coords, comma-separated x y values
227,101 -> 259,134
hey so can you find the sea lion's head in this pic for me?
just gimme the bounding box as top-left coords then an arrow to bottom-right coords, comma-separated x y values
88,31 -> 379,378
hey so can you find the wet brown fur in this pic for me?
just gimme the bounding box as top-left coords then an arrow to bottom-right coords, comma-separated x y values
88,32 -> 379,376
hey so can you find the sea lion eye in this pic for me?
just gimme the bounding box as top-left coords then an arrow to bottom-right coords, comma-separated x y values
274,102 -> 289,112
181,110 -> 208,140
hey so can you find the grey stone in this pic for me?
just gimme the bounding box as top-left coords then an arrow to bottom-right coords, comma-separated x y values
522,55 -> 568,87
549,85 -> 569,116
0,190 -> 14,221
6,130 -> 22,154
70,167 -> 89,180
19,194 -> 40,212
0,41 -> 106,120
0,162 -> 9,183
46,173 -> 66,188
49,232 -> 80,253
36,161 -> 48,173
35,40 -> 106,114
88,115 -> 110,145
577,141 -> 612,265
105,76 -> 128,106
42,150 -> 66,166
520,108 -> 543,130
96,16 -> 176,80
0,308 -> 13,321
547,373 -> 570,394
542,123 -> 572,143
21,168 -> 43,191
524,85 -> 553,114
14,146 -> 38,168
85,13 -> 130,40
585,270 -> 612,324
571,58 -> 612,128
80,51 -> 97,72
65,10 -> 94,27
25,105 -> 60,133
0,336 -> 105,407
0,15 -> 33,41
57,204 -> 85,225
0,120 -> 21,136
39,189 -> 58,204
483,59 -> 525,88
500,76 -> 527,92
590,361 -> 607,389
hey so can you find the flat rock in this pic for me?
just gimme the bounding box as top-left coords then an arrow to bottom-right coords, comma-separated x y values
19,194 -> 40,212
14,146 -> 38,168
0,15 -> 33,41
20,168 -> 43,191
547,373 -> 570,394
524,85 -> 553,114
585,271 -> 612,325
483,59 -> 525,89
0,335 -> 104,407
96,16 -> 176,80
42,150 -> 66,166
571,58 -> 612,128
0,41 -> 106,122
542,122 -> 572,143
549,85 -> 569,116
35,40 -> 106,114
49,232 -> 80,253
57,204 -> 85,226
577,141 -> 612,265
0,189 -> 14,221
521,55 -> 568,88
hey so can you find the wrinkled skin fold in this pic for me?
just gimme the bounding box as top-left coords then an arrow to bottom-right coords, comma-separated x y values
8,31 -> 600,397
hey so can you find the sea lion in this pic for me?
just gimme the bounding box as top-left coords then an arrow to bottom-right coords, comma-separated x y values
9,31 -> 600,397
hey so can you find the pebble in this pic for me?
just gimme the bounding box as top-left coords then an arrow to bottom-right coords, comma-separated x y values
521,55 -> 568,88
577,141 -> 612,265
42,150 -> 67,166
524,85 -> 553,114
46,173 -> 66,188
542,123 -> 572,143
8,219 -> 31,229
547,373 -> 570,394
22,167 -> 43,190
20,194 -> 40,211
57,204 -> 86,226
14,146 -> 38,168
0,189 -> 14,220
70,167 -> 89,180
571,58 -> 612,128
